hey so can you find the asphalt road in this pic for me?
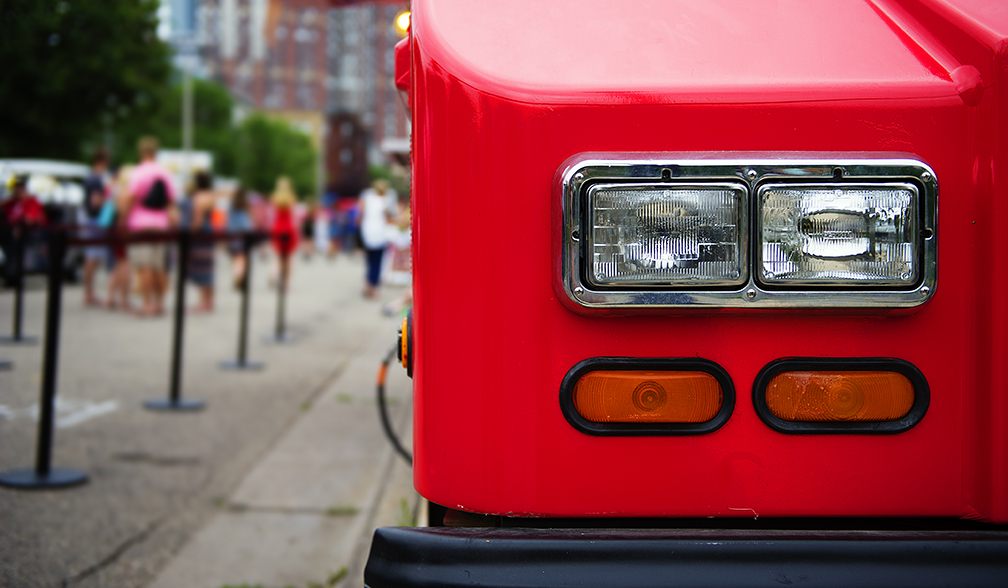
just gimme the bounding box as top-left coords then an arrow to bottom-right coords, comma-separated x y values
0,249 -> 415,588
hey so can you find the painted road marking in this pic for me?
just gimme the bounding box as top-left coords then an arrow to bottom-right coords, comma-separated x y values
0,397 -> 119,428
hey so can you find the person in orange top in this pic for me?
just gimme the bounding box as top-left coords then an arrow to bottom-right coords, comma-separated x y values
270,177 -> 299,290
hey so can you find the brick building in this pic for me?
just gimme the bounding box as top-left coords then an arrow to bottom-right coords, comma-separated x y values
192,0 -> 409,194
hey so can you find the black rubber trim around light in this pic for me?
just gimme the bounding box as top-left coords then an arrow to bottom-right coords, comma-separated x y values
752,357 -> 929,434
560,357 -> 734,436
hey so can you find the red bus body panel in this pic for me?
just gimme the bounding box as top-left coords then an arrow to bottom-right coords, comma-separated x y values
408,0 -> 1008,522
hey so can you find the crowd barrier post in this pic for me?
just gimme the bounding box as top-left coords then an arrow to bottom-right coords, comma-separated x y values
0,358 -> 11,370
146,230 -> 205,411
0,228 -> 87,488
1,224 -> 39,345
264,233 -> 294,344
221,233 -> 263,370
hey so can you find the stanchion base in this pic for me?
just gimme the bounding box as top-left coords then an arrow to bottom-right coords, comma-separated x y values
0,335 -> 38,346
262,333 -> 297,344
0,467 -> 88,489
144,398 -> 206,412
0,359 -> 11,370
219,360 -> 264,371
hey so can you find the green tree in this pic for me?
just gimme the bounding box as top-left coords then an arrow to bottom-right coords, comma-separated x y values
235,114 -> 316,198
112,77 -> 238,175
0,0 -> 171,159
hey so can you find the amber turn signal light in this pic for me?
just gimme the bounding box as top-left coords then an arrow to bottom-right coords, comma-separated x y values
574,370 -> 723,423
397,310 -> 413,378
561,358 -> 735,435
753,359 -> 929,434
765,371 -> 914,422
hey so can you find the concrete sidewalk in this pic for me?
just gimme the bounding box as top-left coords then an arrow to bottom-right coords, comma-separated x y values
0,250 -> 416,588
148,313 -> 417,588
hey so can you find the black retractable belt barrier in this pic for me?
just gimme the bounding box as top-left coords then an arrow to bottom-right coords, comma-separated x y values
221,233 -> 263,371
264,233 -> 295,344
146,230 -> 205,411
0,229 -> 87,488
1,224 -> 39,345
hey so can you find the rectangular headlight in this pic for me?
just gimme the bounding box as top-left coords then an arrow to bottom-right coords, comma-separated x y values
557,155 -> 936,310
758,183 -> 919,286
587,183 -> 747,287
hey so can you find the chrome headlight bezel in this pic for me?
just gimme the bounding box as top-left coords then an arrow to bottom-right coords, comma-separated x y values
555,153 -> 937,310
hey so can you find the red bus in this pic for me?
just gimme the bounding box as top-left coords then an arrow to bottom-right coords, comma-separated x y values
366,1 -> 1008,585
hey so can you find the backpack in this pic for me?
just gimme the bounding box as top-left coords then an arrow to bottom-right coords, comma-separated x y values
143,178 -> 169,210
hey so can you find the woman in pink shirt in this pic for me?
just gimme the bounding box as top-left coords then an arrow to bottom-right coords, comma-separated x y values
123,137 -> 178,316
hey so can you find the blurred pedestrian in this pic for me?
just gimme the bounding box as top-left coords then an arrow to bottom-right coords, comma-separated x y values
300,201 -> 317,259
124,137 -> 177,317
227,185 -> 253,290
78,148 -> 109,306
0,175 -> 46,286
1,175 -> 46,228
324,189 -> 341,258
270,177 -> 299,290
313,200 -> 329,255
338,194 -> 361,255
383,200 -> 413,316
250,190 -> 271,262
359,179 -> 396,299
104,165 -> 133,311
185,170 -> 216,312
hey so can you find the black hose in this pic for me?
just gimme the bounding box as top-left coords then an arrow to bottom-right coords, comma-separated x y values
377,344 -> 413,466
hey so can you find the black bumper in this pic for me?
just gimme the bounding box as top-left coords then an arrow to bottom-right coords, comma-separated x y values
364,527 -> 1008,588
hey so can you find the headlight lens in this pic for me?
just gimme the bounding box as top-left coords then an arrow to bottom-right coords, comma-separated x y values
587,183 -> 747,287
758,184 -> 919,286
